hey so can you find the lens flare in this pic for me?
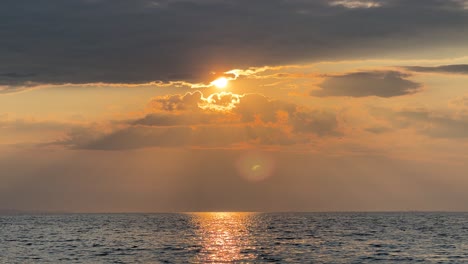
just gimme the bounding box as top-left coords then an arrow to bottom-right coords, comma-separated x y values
236,152 -> 275,182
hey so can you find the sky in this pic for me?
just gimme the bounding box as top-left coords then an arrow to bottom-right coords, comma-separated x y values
2,0 -> 468,212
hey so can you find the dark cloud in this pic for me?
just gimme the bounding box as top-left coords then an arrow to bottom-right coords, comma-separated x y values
311,71 -> 421,97
132,114 -> 193,127
64,124 -> 300,150
2,0 -> 468,89
405,64 -> 468,74
61,92 -> 340,150
0,118 -> 78,131
365,126 -> 392,134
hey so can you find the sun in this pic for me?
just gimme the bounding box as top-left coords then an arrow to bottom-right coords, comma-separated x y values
211,77 -> 229,89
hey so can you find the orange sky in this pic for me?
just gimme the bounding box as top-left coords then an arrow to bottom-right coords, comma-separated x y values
2,0 -> 468,212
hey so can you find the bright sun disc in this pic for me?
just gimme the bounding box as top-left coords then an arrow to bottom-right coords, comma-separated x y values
212,77 -> 229,89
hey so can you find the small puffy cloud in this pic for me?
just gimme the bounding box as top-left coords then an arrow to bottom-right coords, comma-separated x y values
329,0 -> 382,9
311,71 -> 421,98
405,64 -> 468,75
200,92 -> 242,111
148,91 -> 203,112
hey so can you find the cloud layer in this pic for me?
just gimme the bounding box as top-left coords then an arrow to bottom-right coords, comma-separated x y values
61,92 -> 341,150
2,0 -> 468,89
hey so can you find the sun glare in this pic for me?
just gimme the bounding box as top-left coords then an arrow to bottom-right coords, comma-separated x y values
212,77 -> 229,89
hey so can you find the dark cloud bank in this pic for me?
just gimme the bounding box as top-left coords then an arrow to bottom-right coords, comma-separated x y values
312,71 -> 421,97
2,0 -> 468,90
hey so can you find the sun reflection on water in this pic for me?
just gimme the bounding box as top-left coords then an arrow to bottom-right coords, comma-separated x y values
190,212 -> 256,263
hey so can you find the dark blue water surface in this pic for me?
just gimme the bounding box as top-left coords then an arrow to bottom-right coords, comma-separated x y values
1,212 -> 468,263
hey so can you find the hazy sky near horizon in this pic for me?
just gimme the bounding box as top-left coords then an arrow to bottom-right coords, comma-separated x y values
2,0 -> 468,212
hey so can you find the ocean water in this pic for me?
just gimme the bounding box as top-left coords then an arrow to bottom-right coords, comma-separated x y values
1,212 -> 468,263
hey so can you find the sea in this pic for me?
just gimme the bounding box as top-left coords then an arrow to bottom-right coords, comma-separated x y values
1,212 -> 468,263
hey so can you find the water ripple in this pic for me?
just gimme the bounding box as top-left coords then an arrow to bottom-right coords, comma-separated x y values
1,212 -> 468,263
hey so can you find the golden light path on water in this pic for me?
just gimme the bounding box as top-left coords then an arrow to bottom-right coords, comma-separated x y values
189,212 -> 257,263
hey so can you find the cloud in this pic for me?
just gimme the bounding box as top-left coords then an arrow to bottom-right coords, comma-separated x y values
77,126 -> 193,150
396,110 -> 468,139
0,119 -> 76,131
200,92 -> 243,111
450,95 -> 468,112
61,92 -> 341,150
148,91 -> 203,112
2,0 -> 468,89
148,91 -> 243,112
368,106 -> 468,139
365,126 -> 392,134
405,64 -> 468,75
329,0 -> 382,9
311,71 -> 421,97
0,118 -> 85,145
